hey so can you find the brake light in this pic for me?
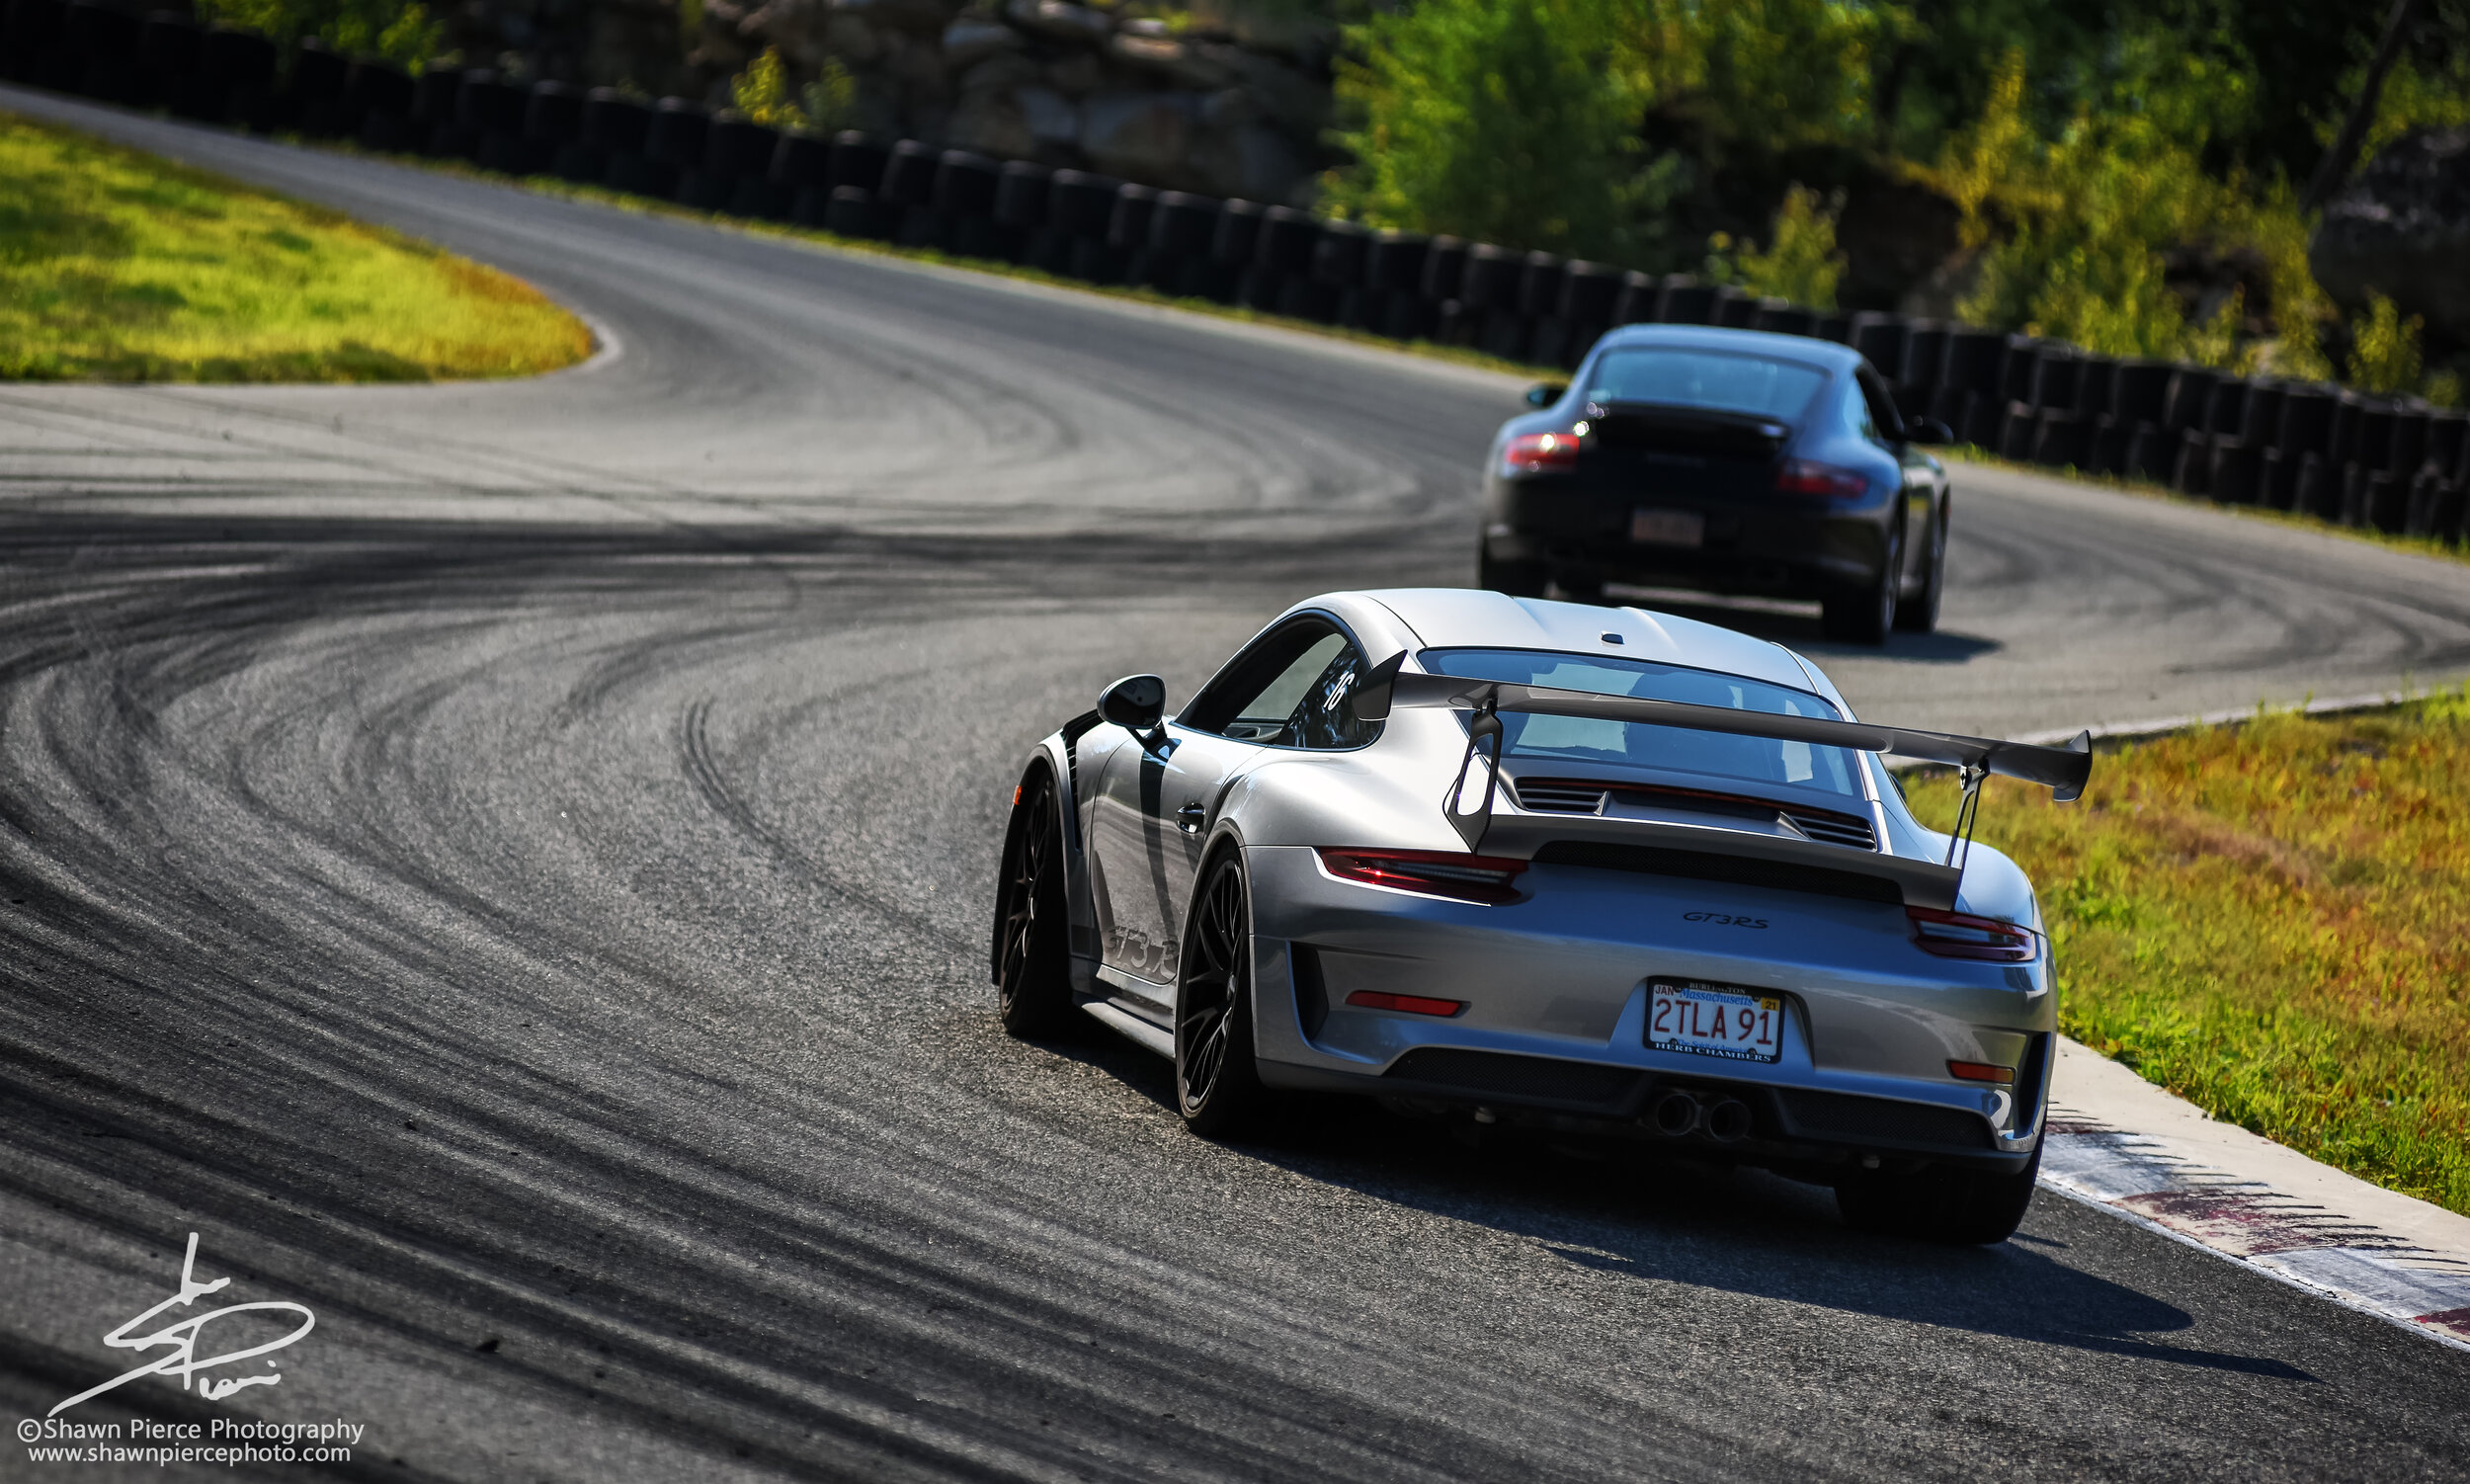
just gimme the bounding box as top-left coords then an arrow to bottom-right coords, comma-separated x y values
1948,1060 -> 2017,1084
1501,432 -> 1582,476
1316,848 -> 1528,905
1775,459 -> 1869,498
1907,906 -> 2038,961
1345,990 -> 1466,1018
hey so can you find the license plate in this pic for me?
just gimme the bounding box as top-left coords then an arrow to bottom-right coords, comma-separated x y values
1648,981 -> 1784,1062
1630,507 -> 1704,546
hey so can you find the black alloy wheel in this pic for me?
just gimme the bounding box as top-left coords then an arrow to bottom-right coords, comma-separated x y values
1836,1141 -> 2041,1245
995,771 -> 1074,1038
1821,520 -> 1901,644
1894,501 -> 1948,633
1174,852 -> 1269,1137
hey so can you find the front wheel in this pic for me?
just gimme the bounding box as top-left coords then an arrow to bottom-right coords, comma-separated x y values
994,770 -> 1075,1038
1174,853 -> 1272,1138
1837,1142 -> 2040,1245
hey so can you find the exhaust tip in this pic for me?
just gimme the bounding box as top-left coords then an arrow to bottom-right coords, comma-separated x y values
1704,1098 -> 1753,1143
1650,1090 -> 1699,1137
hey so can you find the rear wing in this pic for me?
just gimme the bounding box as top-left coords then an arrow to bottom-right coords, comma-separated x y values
1353,654 -> 2091,882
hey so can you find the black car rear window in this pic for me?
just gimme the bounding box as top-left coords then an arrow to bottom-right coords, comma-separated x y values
1585,349 -> 1828,421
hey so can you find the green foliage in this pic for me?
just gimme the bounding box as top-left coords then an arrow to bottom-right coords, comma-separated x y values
729,47 -> 858,135
0,111 -> 587,380
1618,0 -> 1884,159
1706,184 -> 1844,308
1323,0 -> 1643,257
194,0 -> 445,71
2347,291 -> 2426,396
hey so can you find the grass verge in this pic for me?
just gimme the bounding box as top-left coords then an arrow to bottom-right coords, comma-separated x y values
1907,688 -> 2470,1215
1,110 -> 591,381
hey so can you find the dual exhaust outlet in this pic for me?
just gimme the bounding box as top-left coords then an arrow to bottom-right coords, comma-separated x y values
1651,1090 -> 1752,1143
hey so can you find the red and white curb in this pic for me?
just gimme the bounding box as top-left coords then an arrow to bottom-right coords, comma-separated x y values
2038,1037 -> 2470,1353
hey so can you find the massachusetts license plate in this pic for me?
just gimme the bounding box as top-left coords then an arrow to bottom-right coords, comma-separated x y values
1648,981 -> 1784,1063
1630,507 -> 1704,546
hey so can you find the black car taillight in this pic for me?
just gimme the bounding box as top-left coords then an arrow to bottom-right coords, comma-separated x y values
1907,906 -> 2038,961
1317,848 -> 1528,905
1500,432 -> 1581,477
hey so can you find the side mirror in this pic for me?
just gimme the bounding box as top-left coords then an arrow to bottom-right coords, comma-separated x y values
1523,382 -> 1567,408
1098,674 -> 1166,733
1903,417 -> 1954,446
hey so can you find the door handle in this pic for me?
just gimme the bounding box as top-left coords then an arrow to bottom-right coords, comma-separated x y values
1175,801 -> 1206,834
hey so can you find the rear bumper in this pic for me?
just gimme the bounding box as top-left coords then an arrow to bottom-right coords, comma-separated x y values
1244,844 -> 2051,1172
1482,474 -> 1888,595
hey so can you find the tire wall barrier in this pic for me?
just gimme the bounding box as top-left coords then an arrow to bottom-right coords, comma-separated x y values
10,19 -> 2465,547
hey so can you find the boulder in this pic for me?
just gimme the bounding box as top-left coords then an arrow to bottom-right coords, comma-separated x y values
2311,126 -> 2470,346
941,17 -> 1021,68
1003,0 -> 1111,45
1079,90 -> 1192,179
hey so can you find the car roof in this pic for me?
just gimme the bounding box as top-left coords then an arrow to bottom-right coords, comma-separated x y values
1586,323 -> 1864,373
1351,589 -> 1827,697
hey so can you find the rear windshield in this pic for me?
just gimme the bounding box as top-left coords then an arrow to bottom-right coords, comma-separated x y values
1421,647 -> 1861,797
1584,349 -> 1828,421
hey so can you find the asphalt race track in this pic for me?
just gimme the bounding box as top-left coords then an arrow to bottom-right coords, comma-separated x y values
3,89 -> 2469,1482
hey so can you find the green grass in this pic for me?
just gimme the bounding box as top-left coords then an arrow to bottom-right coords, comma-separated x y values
1908,689 -> 2470,1214
1,110 -> 591,381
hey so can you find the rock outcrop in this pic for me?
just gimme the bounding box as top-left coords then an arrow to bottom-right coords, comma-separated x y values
2311,125 -> 2470,349
686,0 -> 1330,204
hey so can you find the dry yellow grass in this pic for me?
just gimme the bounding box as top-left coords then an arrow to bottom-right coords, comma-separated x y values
1,110 -> 590,381
1908,689 -> 2470,1214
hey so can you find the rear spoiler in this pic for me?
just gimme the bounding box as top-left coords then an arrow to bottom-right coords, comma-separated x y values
1352,653 -> 2092,873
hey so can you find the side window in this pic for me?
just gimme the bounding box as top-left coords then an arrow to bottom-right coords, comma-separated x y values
1855,372 -> 1901,445
1189,622 -> 1379,749
1844,380 -> 1879,442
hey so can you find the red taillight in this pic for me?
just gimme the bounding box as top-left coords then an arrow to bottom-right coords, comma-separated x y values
1948,1060 -> 2017,1084
1774,459 -> 1869,498
1345,990 -> 1466,1018
1501,432 -> 1582,476
1316,848 -> 1529,905
1907,906 -> 2039,962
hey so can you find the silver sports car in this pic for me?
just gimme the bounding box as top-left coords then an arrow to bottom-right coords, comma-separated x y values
991,589 -> 2091,1244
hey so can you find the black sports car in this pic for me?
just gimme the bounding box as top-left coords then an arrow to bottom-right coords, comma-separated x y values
1477,325 -> 1955,643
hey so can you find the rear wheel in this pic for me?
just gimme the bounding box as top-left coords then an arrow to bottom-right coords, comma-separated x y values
1821,522 -> 1901,644
1837,1142 -> 2040,1245
1893,503 -> 1947,633
1478,551 -> 1547,598
1175,853 -> 1271,1138
994,771 -> 1075,1038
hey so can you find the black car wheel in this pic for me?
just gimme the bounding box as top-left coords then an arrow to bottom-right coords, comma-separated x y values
1175,852 -> 1269,1138
1837,1142 -> 2040,1245
1821,522 -> 1901,644
994,770 -> 1075,1038
1478,551 -> 1547,598
1894,502 -> 1947,634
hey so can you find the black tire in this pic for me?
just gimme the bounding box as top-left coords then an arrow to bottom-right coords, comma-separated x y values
1893,502 -> 1947,633
993,769 -> 1075,1038
1837,1142 -> 2040,1245
1174,852 -> 1271,1138
1478,550 -> 1548,598
1820,522 -> 1901,643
